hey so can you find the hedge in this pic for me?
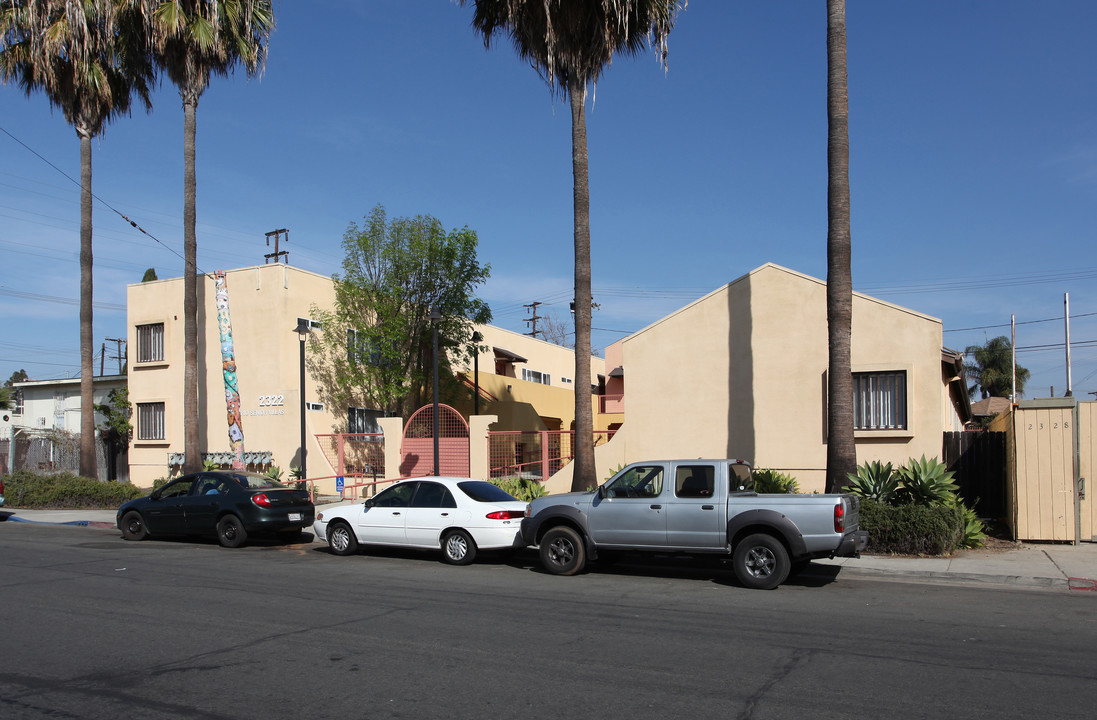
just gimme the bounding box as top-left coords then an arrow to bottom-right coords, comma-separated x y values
859,498 -> 965,556
1,470 -> 145,509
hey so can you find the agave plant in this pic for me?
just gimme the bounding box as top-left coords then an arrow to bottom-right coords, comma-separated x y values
845,460 -> 899,503
954,500 -> 987,549
265,465 -> 284,482
895,456 -> 958,506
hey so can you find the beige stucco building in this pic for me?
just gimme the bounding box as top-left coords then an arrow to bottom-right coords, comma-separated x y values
549,264 -> 970,493
126,263 -> 604,489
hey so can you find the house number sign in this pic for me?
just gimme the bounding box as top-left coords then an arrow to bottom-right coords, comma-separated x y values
249,394 -> 286,416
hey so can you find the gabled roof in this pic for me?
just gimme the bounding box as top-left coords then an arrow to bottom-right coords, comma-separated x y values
970,396 -> 1013,418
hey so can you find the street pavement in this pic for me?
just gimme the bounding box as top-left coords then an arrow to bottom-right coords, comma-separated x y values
2,506 -> 1094,592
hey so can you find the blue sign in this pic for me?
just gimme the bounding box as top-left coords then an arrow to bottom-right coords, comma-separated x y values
336,476 -> 345,492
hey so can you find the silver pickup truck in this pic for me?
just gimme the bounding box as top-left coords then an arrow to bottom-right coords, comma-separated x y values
520,459 -> 868,589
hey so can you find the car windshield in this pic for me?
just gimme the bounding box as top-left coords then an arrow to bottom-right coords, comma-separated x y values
458,481 -> 519,503
228,472 -> 285,490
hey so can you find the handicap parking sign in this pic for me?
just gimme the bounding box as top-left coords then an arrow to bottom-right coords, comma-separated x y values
336,475 -> 344,492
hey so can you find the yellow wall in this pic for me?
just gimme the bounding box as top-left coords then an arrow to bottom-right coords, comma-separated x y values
128,264 -> 338,488
602,264 -> 953,493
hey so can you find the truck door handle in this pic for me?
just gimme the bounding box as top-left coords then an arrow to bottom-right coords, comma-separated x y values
650,504 -> 661,510
702,505 -> 714,510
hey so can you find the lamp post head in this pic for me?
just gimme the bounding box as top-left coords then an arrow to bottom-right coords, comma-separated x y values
294,318 -> 311,337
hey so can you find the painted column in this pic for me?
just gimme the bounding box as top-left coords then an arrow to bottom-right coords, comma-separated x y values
215,271 -> 246,469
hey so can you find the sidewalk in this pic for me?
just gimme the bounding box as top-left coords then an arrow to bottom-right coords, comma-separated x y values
2,507 -> 1093,592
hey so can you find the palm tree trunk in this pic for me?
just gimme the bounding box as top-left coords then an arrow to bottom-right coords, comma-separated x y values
79,129 -> 96,478
182,94 -> 200,474
569,78 -> 596,492
825,0 -> 856,492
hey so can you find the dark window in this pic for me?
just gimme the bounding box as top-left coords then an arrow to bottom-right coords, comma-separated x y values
853,371 -> 907,430
373,482 -> 417,508
158,477 -> 194,499
604,466 -> 664,499
412,482 -> 457,508
137,402 -> 165,440
675,465 -> 715,498
136,323 -> 164,363
457,481 -> 519,503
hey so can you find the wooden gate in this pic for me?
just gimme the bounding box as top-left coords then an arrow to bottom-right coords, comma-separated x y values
400,404 -> 470,478
943,431 -> 1007,519
1080,402 -> 1096,542
1008,400 -> 1078,542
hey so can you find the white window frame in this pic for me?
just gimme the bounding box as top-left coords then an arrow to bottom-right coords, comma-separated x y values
522,368 -> 551,386
136,323 -> 165,363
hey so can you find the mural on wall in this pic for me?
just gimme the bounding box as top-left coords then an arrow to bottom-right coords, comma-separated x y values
215,271 -> 246,469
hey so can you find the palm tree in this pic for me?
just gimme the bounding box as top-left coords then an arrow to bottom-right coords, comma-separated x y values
1,1 -> 152,478
462,0 -> 682,491
966,336 -> 1029,399
146,1 -> 273,473
825,0 -> 856,493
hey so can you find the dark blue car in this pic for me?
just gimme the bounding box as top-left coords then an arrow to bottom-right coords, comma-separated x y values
117,471 -> 314,548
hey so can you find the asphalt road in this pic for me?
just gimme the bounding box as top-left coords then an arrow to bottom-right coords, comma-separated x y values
1,523 -> 1095,720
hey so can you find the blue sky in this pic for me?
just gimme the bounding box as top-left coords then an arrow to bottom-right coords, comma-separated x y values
2,1 -> 1096,399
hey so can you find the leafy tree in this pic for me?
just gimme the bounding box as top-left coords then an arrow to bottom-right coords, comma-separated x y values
462,0 -> 682,491
825,0 -> 856,493
309,205 -> 492,423
965,336 -> 1029,399
141,267 -> 158,281
95,387 -> 133,445
0,385 -> 12,411
4,369 -> 29,387
144,1 -> 274,473
1,1 -> 153,477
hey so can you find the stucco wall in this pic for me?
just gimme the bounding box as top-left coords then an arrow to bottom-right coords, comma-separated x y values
598,264 -> 952,494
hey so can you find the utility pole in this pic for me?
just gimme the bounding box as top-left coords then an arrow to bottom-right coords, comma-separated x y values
524,301 -> 542,338
264,228 -> 289,264
105,337 -> 126,375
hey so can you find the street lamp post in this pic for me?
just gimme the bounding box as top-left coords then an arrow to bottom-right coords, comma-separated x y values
471,331 -> 483,416
293,318 -> 311,479
431,303 -> 442,476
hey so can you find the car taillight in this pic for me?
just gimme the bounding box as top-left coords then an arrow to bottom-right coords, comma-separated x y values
252,493 -> 273,508
834,502 -> 845,533
524,504 -> 530,518
486,510 -> 522,520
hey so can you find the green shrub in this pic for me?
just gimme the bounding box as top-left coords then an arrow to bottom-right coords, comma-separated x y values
846,460 -> 899,503
489,476 -> 548,503
1,470 -> 145,509
859,498 -> 964,555
265,465 -> 284,481
753,469 -> 799,494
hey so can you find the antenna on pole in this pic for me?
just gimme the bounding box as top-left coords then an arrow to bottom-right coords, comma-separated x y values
264,228 -> 289,264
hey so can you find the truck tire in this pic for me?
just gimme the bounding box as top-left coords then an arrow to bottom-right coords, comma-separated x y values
539,526 -> 586,576
732,533 -> 789,590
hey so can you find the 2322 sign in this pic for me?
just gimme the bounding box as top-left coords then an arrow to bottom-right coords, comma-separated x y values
258,394 -> 285,407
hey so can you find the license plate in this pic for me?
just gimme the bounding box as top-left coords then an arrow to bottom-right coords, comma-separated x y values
288,513 -> 302,521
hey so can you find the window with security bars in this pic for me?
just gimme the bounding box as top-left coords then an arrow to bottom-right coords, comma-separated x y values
348,406 -> 383,434
137,402 -> 165,440
136,323 -> 164,363
853,371 -> 907,430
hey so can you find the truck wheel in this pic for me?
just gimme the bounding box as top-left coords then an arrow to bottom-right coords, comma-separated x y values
732,533 -> 789,590
540,526 -> 586,576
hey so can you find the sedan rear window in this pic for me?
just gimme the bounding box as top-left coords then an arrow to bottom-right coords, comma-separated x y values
458,481 -> 519,503
228,472 -> 285,490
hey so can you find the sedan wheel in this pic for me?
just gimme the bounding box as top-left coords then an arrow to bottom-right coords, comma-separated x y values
442,529 -> 477,566
216,515 -> 248,548
120,511 -> 148,541
328,522 -> 358,556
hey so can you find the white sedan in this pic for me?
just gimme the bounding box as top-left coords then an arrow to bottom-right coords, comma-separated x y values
313,477 -> 528,565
